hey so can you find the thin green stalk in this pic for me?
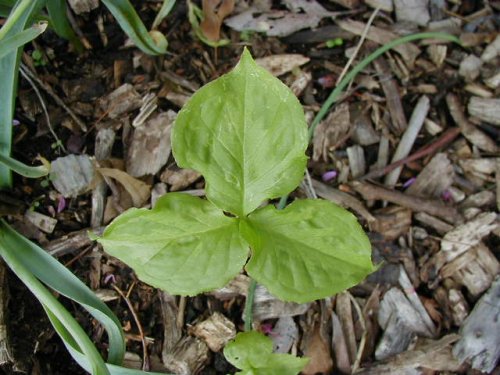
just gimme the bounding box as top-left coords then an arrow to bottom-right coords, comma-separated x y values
243,32 -> 461,332
244,278 -> 257,331
308,32 -> 461,139
0,153 -> 49,178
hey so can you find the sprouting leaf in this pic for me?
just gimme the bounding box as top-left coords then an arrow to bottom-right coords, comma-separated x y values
200,0 -> 234,43
101,0 -> 167,55
172,49 -> 308,217
187,0 -> 224,47
241,199 -> 374,303
152,0 -> 176,29
97,193 -> 249,296
224,331 -> 309,375
46,0 -> 83,50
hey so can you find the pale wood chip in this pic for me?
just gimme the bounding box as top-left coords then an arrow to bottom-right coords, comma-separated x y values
453,276 -> 500,373
373,57 -> 408,134
385,96 -> 429,187
190,312 -> 236,352
255,54 -> 309,76
313,103 -> 351,162
447,94 -> 498,152
251,284 -> 310,322
51,154 -> 96,197
468,97 -> 500,126
126,111 -> 175,177
406,153 -> 454,198
394,0 -> 430,26
441,212 -> 497,262
67,0 -> 98,14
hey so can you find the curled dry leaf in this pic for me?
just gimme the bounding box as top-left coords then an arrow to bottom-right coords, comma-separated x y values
98,167 -> 151,207
200,0 -> 235,42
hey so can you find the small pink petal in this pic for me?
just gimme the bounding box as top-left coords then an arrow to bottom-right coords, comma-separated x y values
322,170 -> 337,182
317,74 -> 335,89
403,177 -> 416,189
441,190 -> 452,202
260,323 -> 273,335
104,274 -> 116,284
57,196 -> 66,213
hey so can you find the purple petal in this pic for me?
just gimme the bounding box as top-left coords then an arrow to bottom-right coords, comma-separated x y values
103,274 -> 116,284
403,177 -> 416,189
57,196 -> 66,213
12,119 -> 20,126
441,189 -> 452,202
322,170 -> 338,182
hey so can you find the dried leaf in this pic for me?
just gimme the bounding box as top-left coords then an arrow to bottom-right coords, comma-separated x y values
98,167 -> 151,207
200,0 -> 235,42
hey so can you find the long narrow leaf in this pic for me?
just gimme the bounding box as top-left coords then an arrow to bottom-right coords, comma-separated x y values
46,305 -> 170,374
0,0 -> 45,188
0,220 -> 172,374
46,0 -> 83,51
0,22 -> 47,59
101,0 -> 167,55
308,32 -> 461,138
0,224 -> 110,375
152,0 -> 176,29
0,220 -> 126,365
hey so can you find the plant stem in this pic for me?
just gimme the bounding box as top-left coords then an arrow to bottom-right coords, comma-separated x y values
0,153 -> 49,178
244,278 -> 257,331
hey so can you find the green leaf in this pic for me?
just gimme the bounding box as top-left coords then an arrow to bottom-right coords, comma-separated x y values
0,21 -> 46,60
46,0 -> 83,51
241,199 -> 374,303
172,48 -> 308,217
97,193 -> 249,296
101,0 -> 167,55
224,331 -> 308,375
152,0 -> 176,29
0,0 -> 45,188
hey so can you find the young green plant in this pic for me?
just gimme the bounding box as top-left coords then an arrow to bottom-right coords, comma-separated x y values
97,48 -> 375,304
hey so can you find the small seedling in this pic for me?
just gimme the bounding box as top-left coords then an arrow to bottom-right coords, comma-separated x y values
326,37 -> 343,48
97,49 -> 374,303
31,48 -> 46,66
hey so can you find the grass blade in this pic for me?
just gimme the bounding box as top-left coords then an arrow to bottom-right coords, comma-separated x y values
101,0 -> 167,55
308,32 -> 461,139
152,0 -> 176,29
